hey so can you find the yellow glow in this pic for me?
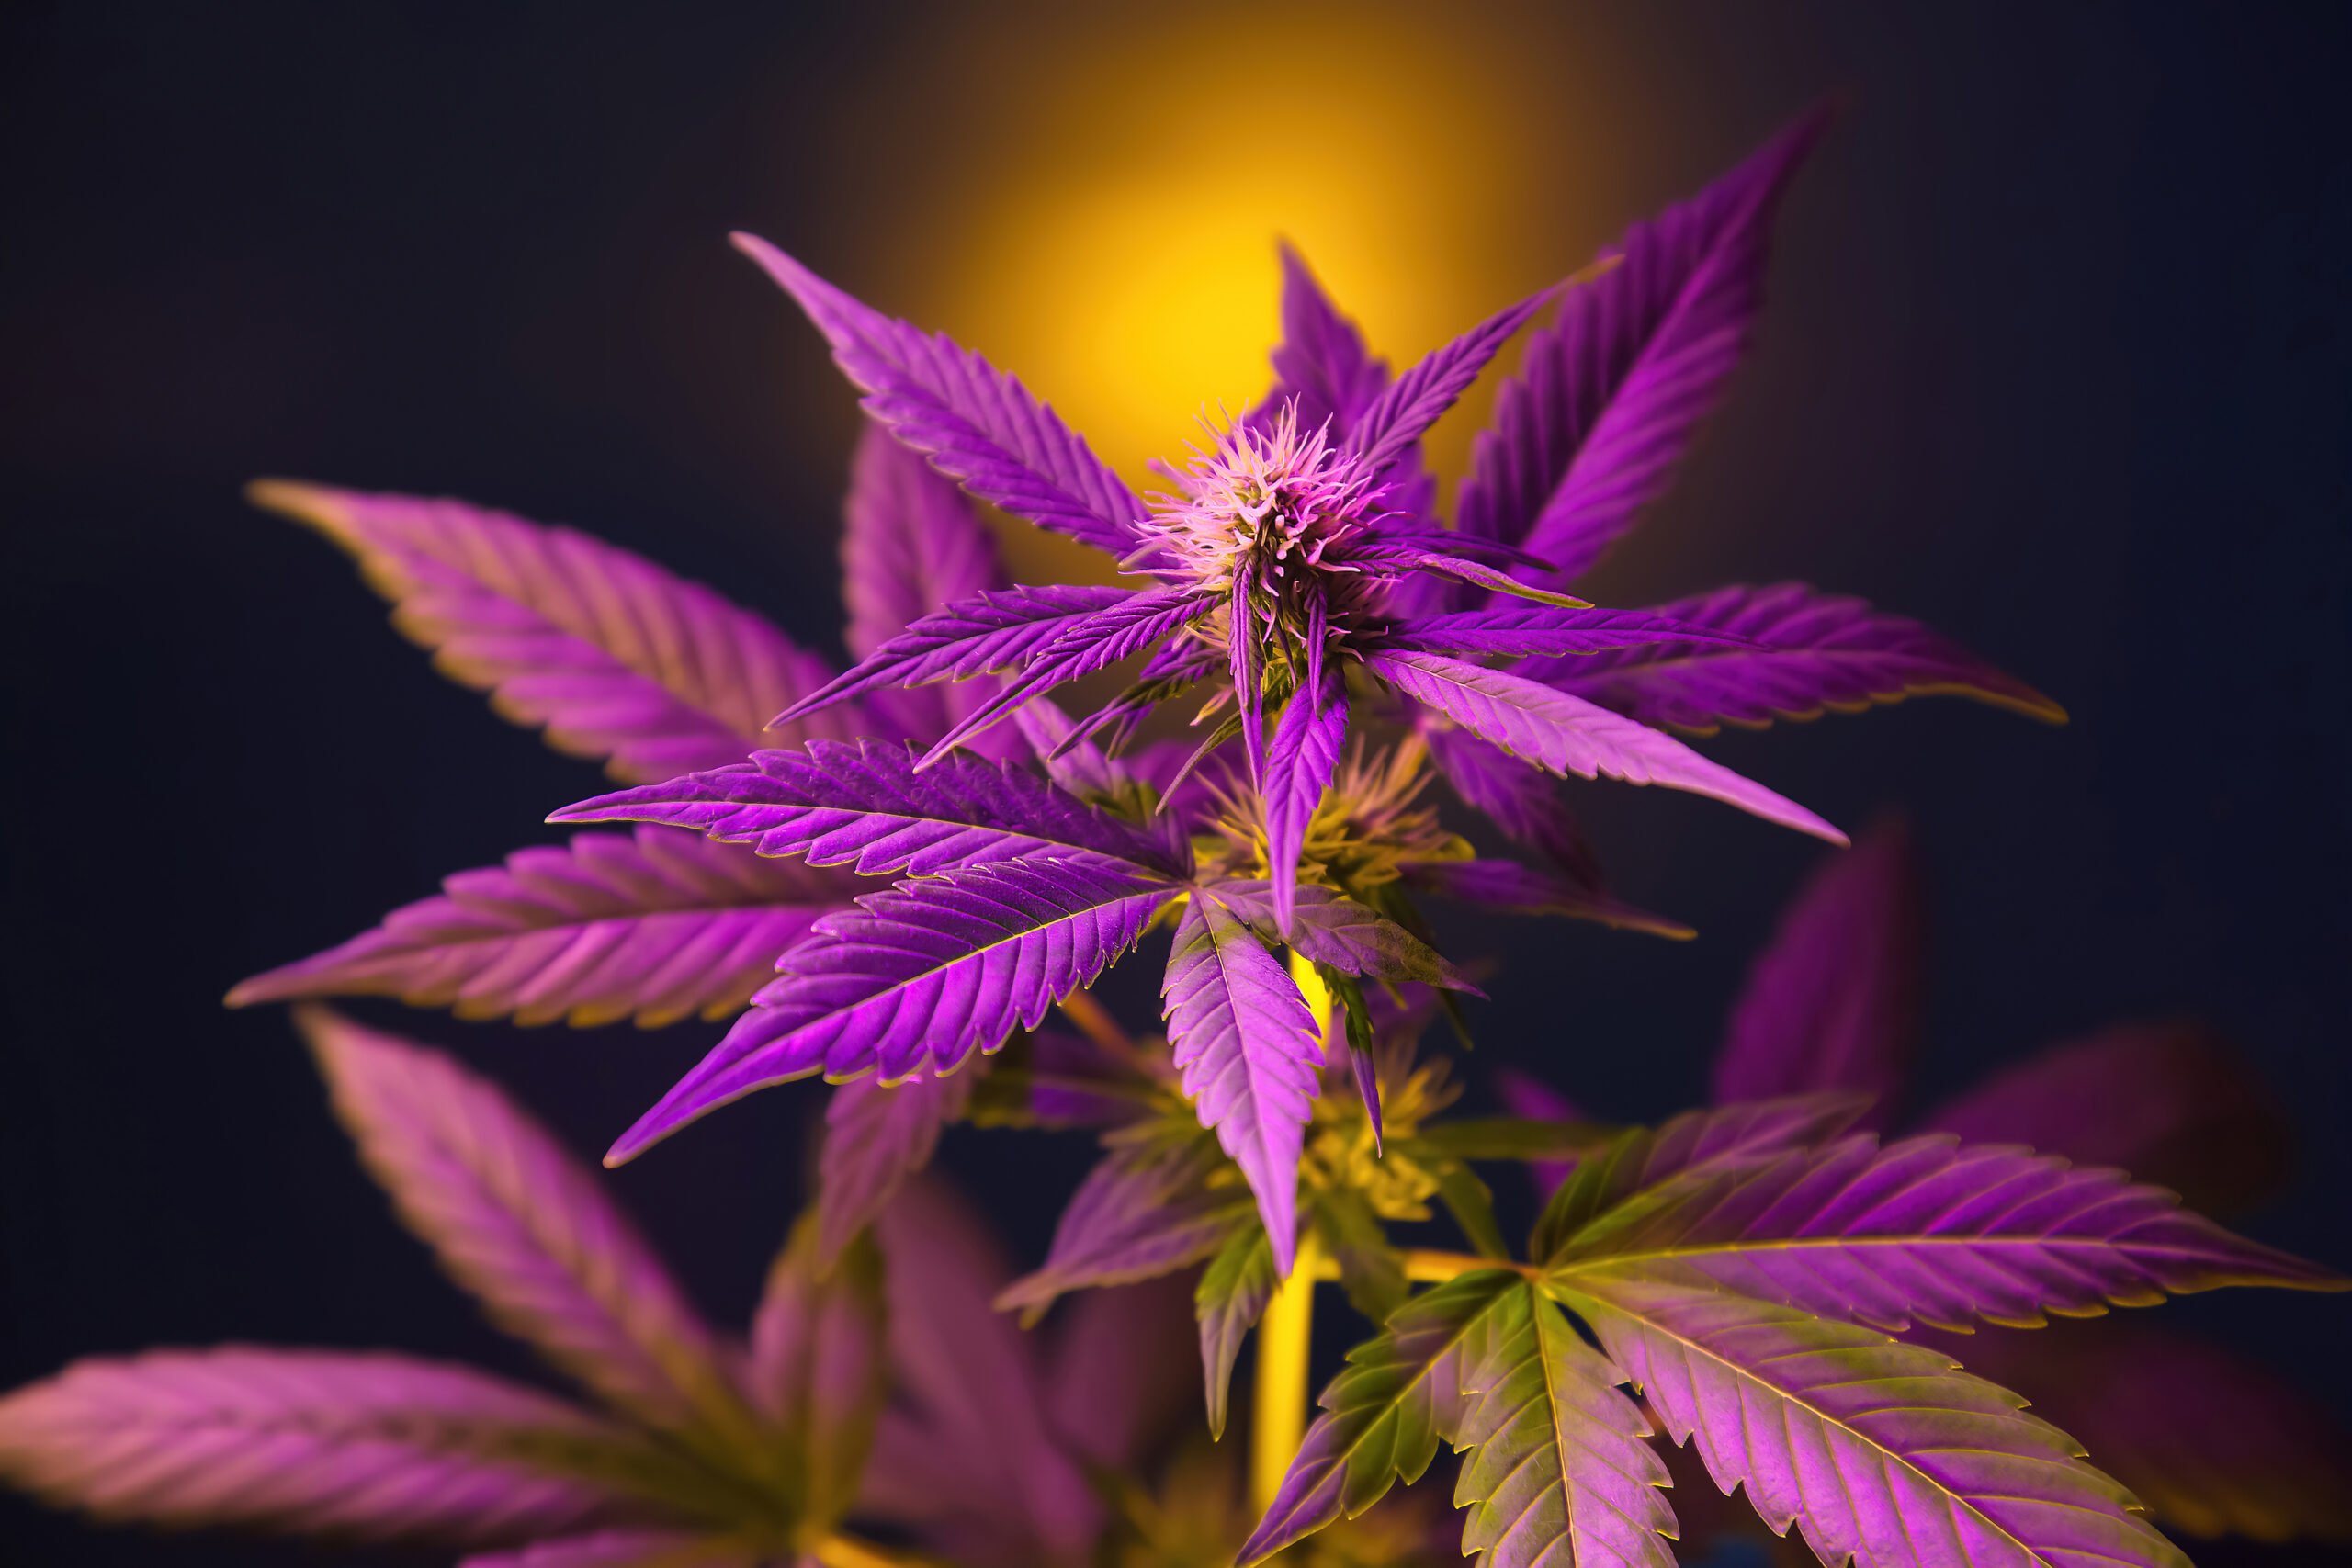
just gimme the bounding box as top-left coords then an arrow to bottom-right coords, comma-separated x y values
831,3 -> 1625,581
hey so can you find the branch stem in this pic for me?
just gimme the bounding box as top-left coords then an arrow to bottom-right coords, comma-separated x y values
1250,1231 -> 1321,1515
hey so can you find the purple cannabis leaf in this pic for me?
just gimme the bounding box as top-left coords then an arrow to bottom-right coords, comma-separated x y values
1261,649 -> 1349,932
734,233 -> 1147,555
1266,242 -> 1389,435
1378,604 -> 1759,660
229,828 -> 854,1028
299,1009 -> 753,1445
779,583 -> 1138,721
1455,113 -> 1824,584
1160,896 -> 1324,1274
813,1063 -> 987,1269
744,1216 -> 886,1530
1452,1282 -> 1678,1568
608,858 -> 1182,1162
249,480 -> 858,783
841,419 -> 1008,746
1911,1316 -> 2352,1545
0,1010 -> 911,1562
1529,581 -> 2066,733
1419,720 -> 1596,871
1343,286 -> 1555,480
554,737 -> 1182,878
1712,814 -> 1924,1122
1690,829 -> 2347,1547
995,1134 -> 1252,1317
0,1348 -> 639,1542
1528,1095 -> 1871,1260
915,585 -> 1222,761
1366,649 -> 1846,843
1545,1127 -> 2344,1331
1555,1276 -> 2191,1568
860,1179 -> 1184,1568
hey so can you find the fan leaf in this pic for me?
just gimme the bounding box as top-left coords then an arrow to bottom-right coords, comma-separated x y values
1453,1280 -> 1679,1568
1549,1129 -> 2346,1332
250,480 -> 853,783
1369,649 -> 1844,844
0,1347 -> 659,1543
231,829 -> 852,1028
298,1010 -> 751,1447
1161,896 -> 1324,1276
552,737 -> 1182,879
1532,581 -> 2065,733
1457,115 -> 1822,586
743,1216 -> 886,1531
734,235 -> 1146,555
608,858 -> 1181,1162
1554,1276 -> 2192,1568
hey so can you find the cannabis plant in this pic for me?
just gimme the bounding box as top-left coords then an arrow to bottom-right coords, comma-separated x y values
3,115 -> 2337,1568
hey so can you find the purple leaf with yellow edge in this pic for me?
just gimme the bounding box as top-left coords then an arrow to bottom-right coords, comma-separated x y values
249,480 -> 855,784
1161,896 -> 1323,1276
1237,1268 -> 1522,1565
995,1135 -> 1251,1317
743,1215 -> 885,1530
840,419 -> 1007,745
1209,880 -> 1479,992
734,234 -> 1145,556
1713,816 -> 1923,1124
1262,649 -> 1348,932
1344,287 -> 1555,479
777,583 -> 1136,724
0,1347 -> 641,1543
552,738 -> 1182,879
1268,242 -> 1388,434
298,1010 -> 752,1446
1453,1281 -> 1679,1568
459,1532 -> 765,1568
1530,1095 -> 1871,1260
1367,649 -> 1846,844
1922,1020 -> 2295,1217
1381,604 -> 1758,660
1402,857 -> 1695,940
1547,1129 -> 2346,1330
1553,1275 -> 2192,1568
1421,721 -> 1595,873
1911,1317 -> 2352,1545
609,859 -> 1181,1162
230,829 -> 854,1028
1462,115 -> 1823,584
1533,581 -> 2066,732
1195,1221 -> 1279,1440
815,1059 -> 986,1268
917,586 -> 1220,763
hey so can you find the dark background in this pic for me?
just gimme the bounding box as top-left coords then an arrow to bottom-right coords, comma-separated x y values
4,3 -> 2347,1564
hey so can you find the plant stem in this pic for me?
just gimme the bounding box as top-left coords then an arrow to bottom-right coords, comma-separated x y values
1250,1230 -> 1321,1516
811,1532 -> 917,1568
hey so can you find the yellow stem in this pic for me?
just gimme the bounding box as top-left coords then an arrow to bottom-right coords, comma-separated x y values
1250,1231 -> 1321,1517
810,1532 -> 922,1568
